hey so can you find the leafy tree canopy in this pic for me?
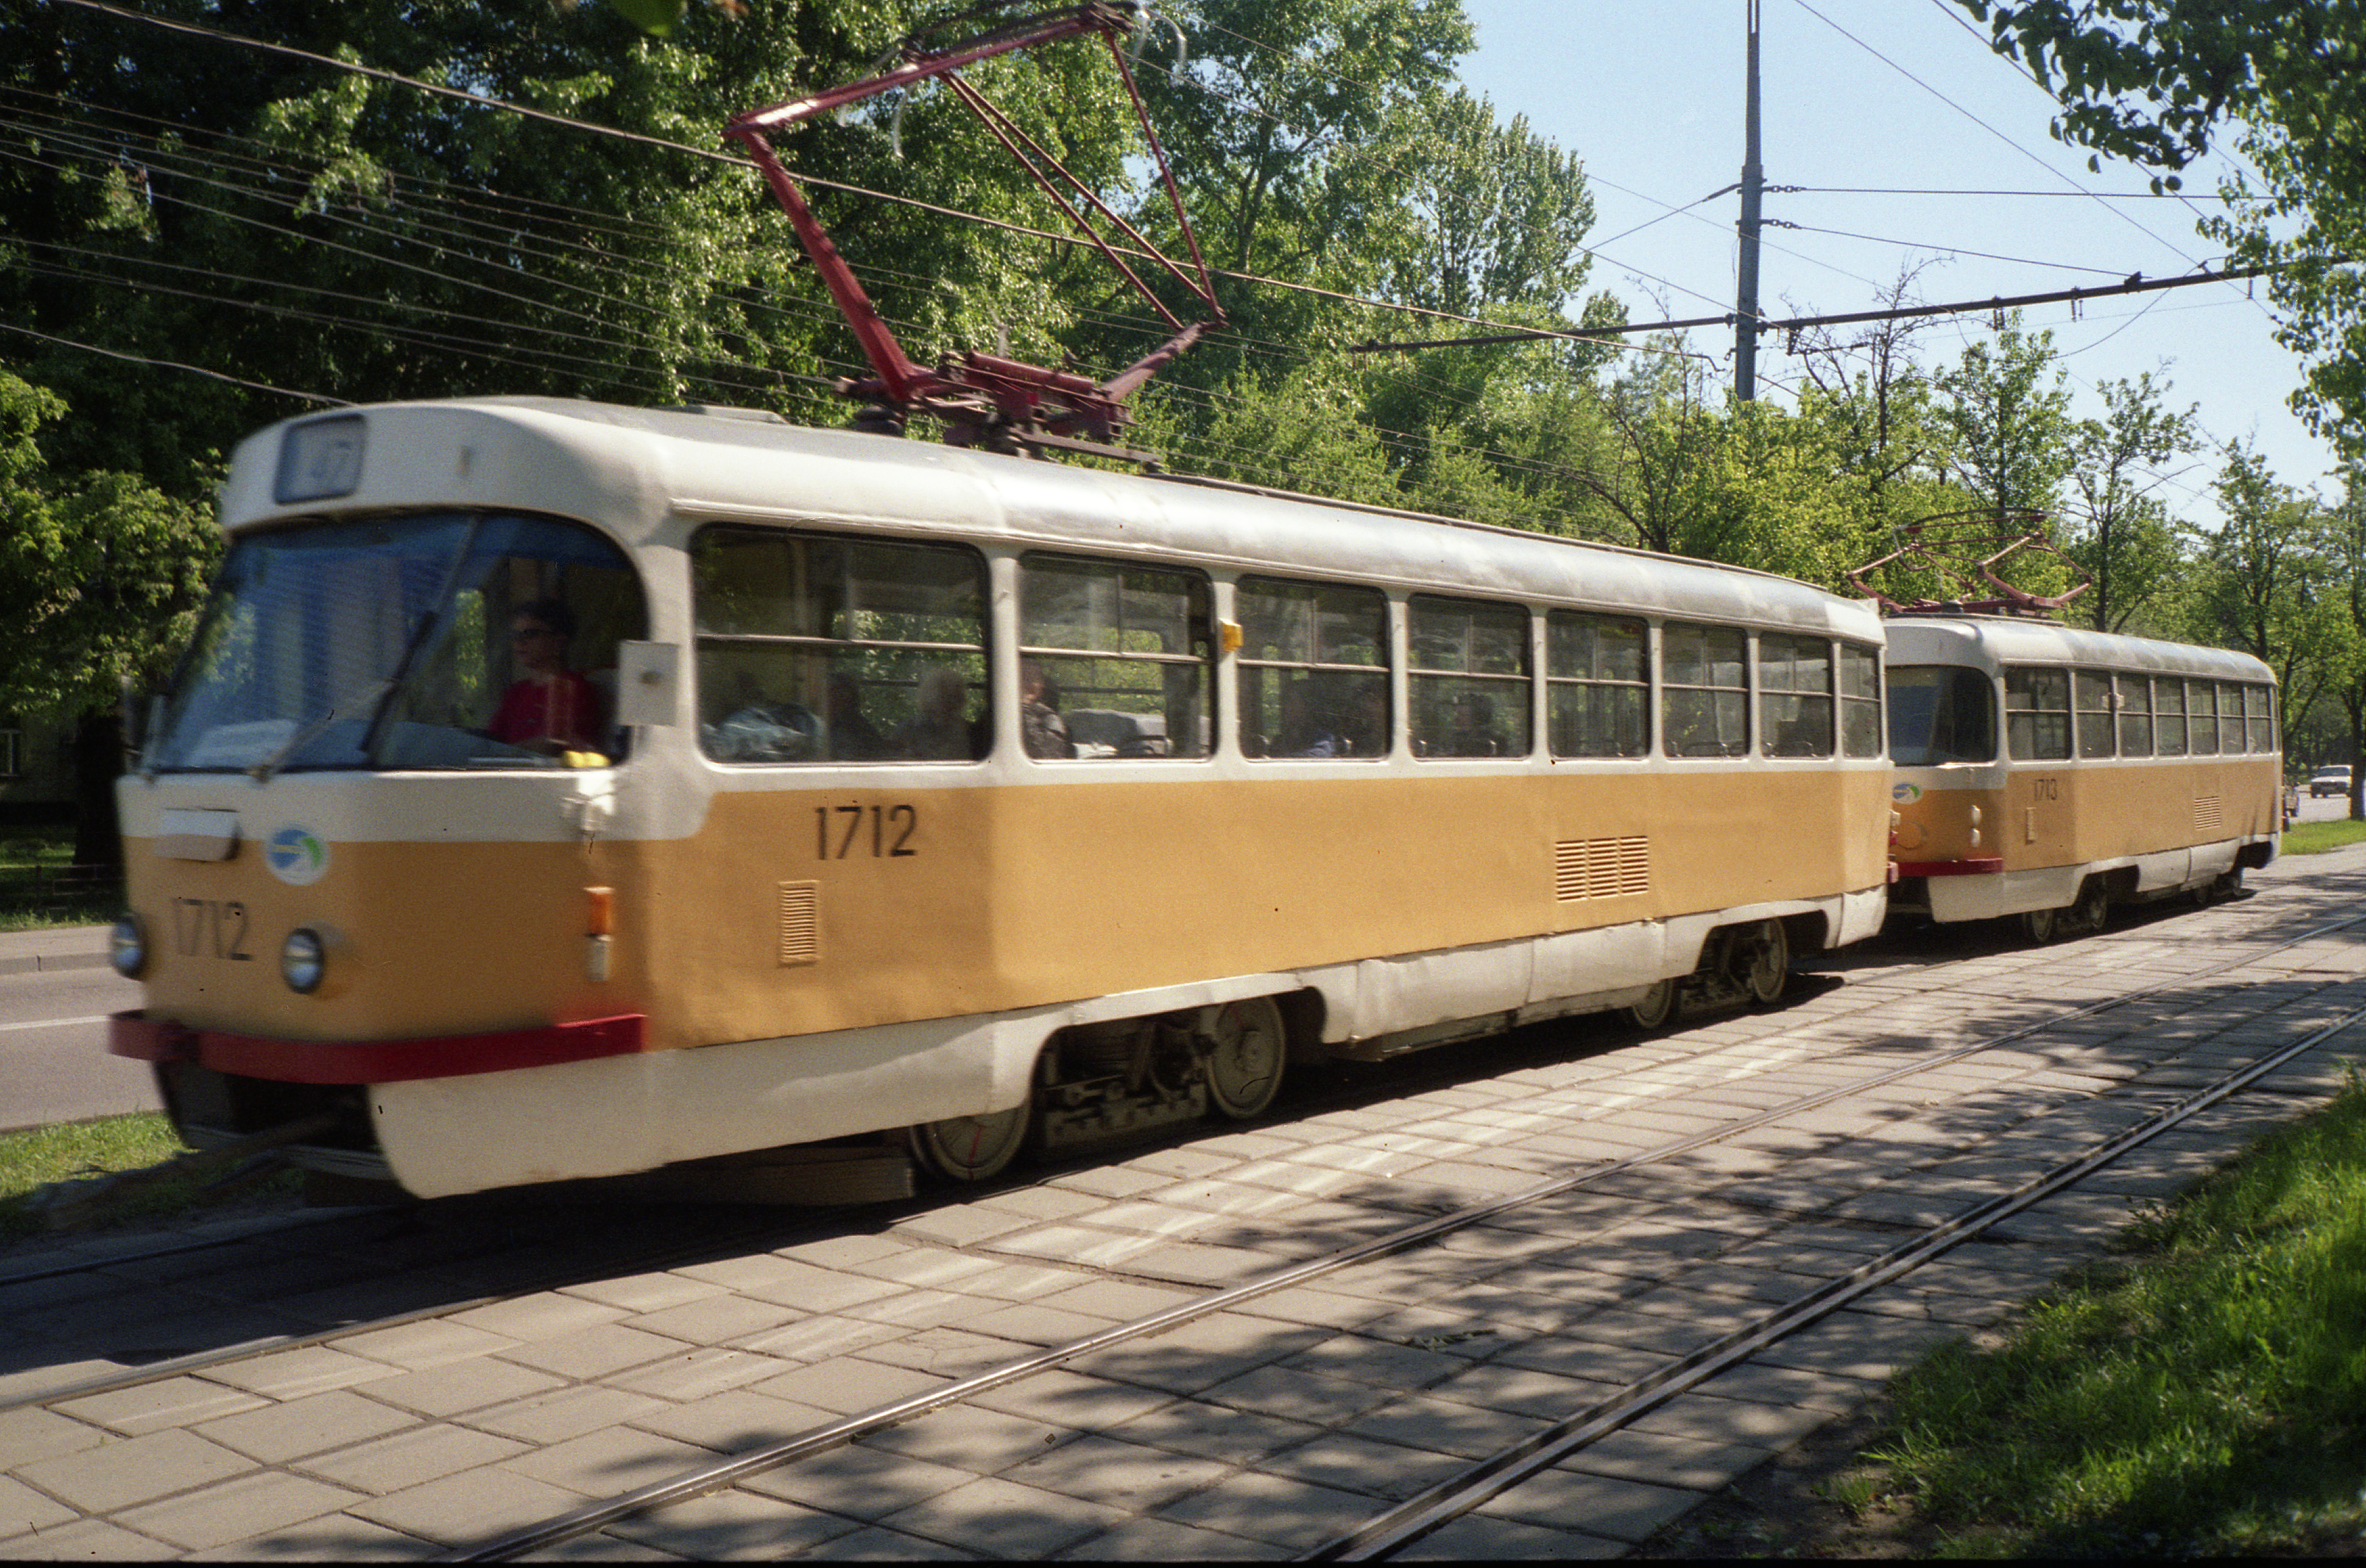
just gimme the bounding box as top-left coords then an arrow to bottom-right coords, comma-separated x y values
1950,1 -> 2366,454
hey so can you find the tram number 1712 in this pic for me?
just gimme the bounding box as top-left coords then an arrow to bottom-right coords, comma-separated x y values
815,803 -> 920,860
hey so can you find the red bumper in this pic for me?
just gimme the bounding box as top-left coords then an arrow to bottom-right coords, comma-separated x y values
1894,858 -> 2005,877
109,1011 -> 647,1085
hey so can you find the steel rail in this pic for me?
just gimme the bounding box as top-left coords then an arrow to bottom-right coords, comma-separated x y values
1306,987 -> 2366,1559
441,903 -> 2366,1561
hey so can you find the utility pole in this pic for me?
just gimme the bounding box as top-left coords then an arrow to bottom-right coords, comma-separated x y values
1734,0 -> 1763,401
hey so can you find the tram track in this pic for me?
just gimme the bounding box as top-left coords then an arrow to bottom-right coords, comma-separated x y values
432,896 -> 2366,1560
0,905 -> 2097,1412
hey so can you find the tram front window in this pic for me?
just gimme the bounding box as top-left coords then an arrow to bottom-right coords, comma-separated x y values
1886,664 -> 1997,766
146,513 -> 644,774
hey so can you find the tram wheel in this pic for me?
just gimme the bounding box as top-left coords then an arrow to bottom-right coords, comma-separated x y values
1743,919 -> 1789,1006
2068,879 -> 2110,937
1204,996 -> 1286,1120
2024,905 -> 2061,944
909,1100 -> 1031,1182
1628,977 -> 1677,1030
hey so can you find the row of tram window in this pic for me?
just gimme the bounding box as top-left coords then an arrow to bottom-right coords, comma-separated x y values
1890,664 -> 2277,768
690,526 -> 1886,766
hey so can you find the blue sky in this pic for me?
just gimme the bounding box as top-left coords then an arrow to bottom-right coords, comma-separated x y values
1451,0 -> 2342,518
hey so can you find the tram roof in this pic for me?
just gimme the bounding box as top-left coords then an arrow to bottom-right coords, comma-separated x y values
1882,614 -> 2274,683
223,398 -> 1882,638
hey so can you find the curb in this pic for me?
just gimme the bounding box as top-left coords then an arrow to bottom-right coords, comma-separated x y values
0,951 -> 112,977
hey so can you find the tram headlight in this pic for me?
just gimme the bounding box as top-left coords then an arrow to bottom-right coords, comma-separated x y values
109,914 -> 147,978
280,928 -> 327,994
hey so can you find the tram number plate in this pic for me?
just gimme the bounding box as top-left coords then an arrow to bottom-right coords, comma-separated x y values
2032,776 -> 2060,800
171,898 -> 254,961
815,804 -> 919,860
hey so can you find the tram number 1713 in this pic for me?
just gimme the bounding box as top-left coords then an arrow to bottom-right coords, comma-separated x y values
815,804 -> 920,860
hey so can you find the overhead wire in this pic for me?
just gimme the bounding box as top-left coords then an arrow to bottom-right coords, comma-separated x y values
35,0 -> 1698,367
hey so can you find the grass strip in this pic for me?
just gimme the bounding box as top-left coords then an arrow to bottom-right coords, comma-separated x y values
0,1113 -> 299,1243
1868,1072 -> 2366,1556
2283,818 -> 2366,855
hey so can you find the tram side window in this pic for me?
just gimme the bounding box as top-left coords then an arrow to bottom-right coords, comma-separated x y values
2004,667 -> 2071,761
2154,677 -> 2188,757
1758,634 -> 1833,758
1409,596 -> 1530,758
1019,554 -> 1212,759
2117,673 -> 2154,757
2075,671 -> 2116,759
2188,681 -> 2219,753
1886,665 -> 1996,765
1547,612 -> 1648,758
1662,623 -> 1747,758
691,527 -> 989,763
1238,578 -> 1389,759
2247,683 -> 2275,752
2218,683 -> 2246,753
1840,642 -> 1882,758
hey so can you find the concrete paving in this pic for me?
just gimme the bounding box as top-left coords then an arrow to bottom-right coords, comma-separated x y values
3,852 -> 2364,1558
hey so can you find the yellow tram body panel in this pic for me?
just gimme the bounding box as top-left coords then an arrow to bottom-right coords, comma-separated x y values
126,765 -> 1887,1056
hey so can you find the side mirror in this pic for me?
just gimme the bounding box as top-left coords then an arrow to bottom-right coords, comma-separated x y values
613,641 -> 682,727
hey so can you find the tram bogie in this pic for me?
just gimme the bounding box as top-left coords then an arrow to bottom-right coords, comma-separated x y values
108,397 -> 1894,1199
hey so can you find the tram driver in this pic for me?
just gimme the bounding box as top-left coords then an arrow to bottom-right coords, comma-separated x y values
489,599 -> 607,756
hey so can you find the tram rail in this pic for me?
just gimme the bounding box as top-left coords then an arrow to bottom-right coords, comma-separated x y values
433,902 -> 2366,1561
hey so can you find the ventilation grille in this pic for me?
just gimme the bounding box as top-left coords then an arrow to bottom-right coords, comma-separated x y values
1555,836 -> 1650,901
779,881 -> 819,966
2194,795 -> 2223,837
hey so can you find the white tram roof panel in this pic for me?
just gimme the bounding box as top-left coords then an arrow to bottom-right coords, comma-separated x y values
223,399 -> 1880,640
1884,614 -> 2274,684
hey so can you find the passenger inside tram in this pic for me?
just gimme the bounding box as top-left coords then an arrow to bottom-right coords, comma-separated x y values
896,668 -> 986,760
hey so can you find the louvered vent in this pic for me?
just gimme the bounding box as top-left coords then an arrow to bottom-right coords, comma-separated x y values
2194,795 -> 2223,836
779,881 -> 819,966
1554,836 -> 1650,901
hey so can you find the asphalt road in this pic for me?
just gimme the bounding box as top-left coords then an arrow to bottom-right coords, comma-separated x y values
0,962 -> 156,1132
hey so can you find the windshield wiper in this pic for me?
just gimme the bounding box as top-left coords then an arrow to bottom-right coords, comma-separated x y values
247,678 -> 395,784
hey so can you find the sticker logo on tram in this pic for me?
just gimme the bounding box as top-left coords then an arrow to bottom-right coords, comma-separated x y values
1891,783 -> 1923,804
265,826 -> 330,886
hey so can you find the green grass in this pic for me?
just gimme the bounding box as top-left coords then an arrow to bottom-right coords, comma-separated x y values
2284,818 -> 2366,854
0,827 -> 118,932
0,1113 -> 193,1241
1868,1073 -> 2366,1556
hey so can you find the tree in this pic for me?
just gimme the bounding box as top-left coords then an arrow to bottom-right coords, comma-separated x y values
0,368 -> 218,863
2187,441 -> 2341,727
2062,371 -> 2198,634
1932,315 -> 2078,517
2321,461 -> 2366,816
1950,1 -> 2366,454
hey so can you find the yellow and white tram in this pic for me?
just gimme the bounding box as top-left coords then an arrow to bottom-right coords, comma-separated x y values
109,398 -> 1893,1198
1885,615 -> 2280,941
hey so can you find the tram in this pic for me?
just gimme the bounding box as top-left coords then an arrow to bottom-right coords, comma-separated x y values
1885,614 -> 2280,940
107,397 -> 1894,1199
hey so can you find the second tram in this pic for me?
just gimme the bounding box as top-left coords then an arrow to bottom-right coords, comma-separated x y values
1885,614 -> 2280,940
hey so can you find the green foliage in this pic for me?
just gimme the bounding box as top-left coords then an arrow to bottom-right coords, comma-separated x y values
2185,440 -> 2343,715
0,368 -> 218,718
1874,1073 -> 2366,1556
1933,315 -> 2078,516
2063,372 -> 2197,634
1951,1 -> 2366,455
